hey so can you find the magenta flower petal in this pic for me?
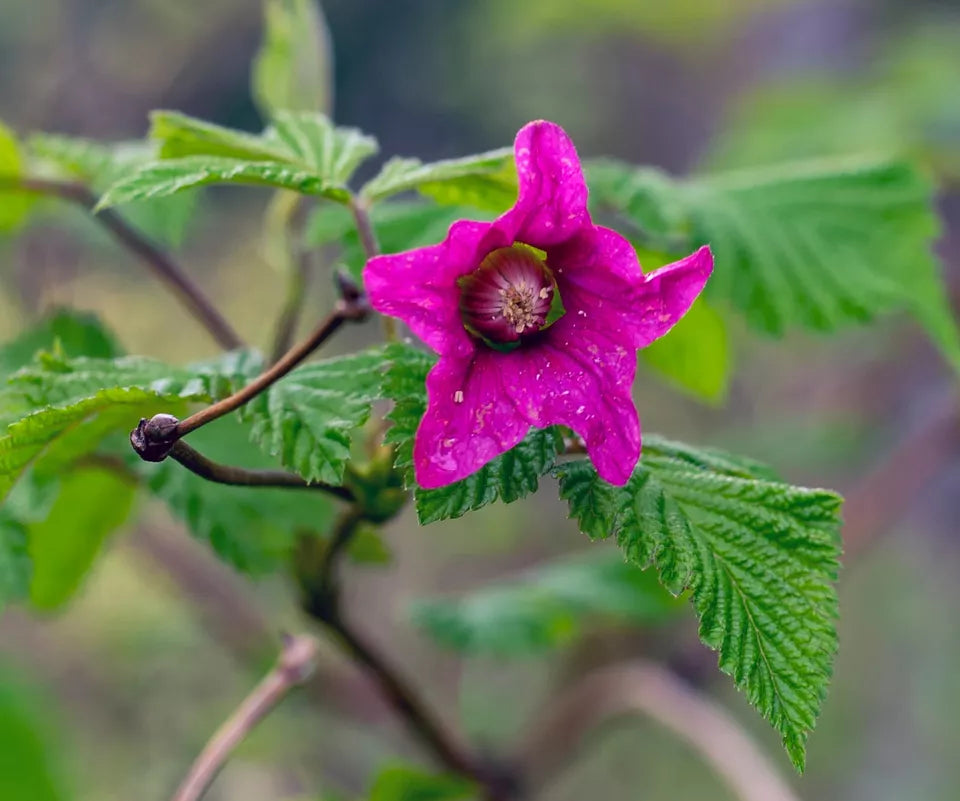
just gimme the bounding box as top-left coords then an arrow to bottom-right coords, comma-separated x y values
497,120 -> 590,247
364,220 -> 507,357
631,245 -> 715,347
363,119 -> 714,489
415,350 -> 530,488
501,342 -> 640,485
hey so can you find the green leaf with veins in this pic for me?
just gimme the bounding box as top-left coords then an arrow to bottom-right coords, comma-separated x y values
555,436 -> 842,771
150,111 -> 291,161
28,466 -> 136,610
244,349 -> 386,486
142,416 -> 335,574
252,0 -> 333,119
361,147 -> 517,210
97,111 -> 378,209
413,550 -> 682,657
0,350 -> 250,503
382,343 -> 561,524
587,156 -> 960,372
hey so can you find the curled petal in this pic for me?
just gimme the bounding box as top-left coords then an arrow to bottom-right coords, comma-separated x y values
631,245 -> 714,347
553,228 -> 713,349
414,350 -> 530,488
497,120 -> 591,248
364,220 -> 508,357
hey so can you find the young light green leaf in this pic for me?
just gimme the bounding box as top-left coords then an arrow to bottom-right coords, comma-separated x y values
244,349 -> 386,485
269,112 -> 377,184
554,435 -> 842,771
589,156 -> 960,372
368,764 -> 475,801
252,0 -> 333,119
361,147 -> 516,210
150,111 -> 290,161
99,112 -> 377,210
640,297 -> 731,403
28,466 -> 136,611
412,550 -> 682,657
381,343 -> 560,523
95,155 -> 351,208
143,416 -> 335,574
0,120 -> 36,232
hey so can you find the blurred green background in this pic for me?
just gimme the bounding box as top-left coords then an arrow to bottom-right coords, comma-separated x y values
1,0 -> 960,799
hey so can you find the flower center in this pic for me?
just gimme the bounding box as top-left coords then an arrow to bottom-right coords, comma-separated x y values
459,245 -> 558,345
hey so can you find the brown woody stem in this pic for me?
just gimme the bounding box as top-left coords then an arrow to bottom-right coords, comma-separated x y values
0,175 -> 244,351
176,282 -> 368,439
167,440 -> 355,502
297,508 -> 516,800
170,634 -> 320,801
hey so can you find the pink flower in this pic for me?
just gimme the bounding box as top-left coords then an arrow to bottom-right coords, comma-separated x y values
364,121 -> 713,488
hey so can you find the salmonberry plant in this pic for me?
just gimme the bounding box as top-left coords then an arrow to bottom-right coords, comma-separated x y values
0,2 -> 957,800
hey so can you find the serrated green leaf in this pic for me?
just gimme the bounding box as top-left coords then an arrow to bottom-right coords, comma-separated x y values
29,133 -> 198,246
554,436 -> 842,770
589,156 -> 960,372
244,349 -> 384,485
143,416 -> 335,574
99,111 -> 377,210
381,343 -> 560,523
361,148 -> 516,210
368,764 -> 475,801
151,111 -> 285,161
306,200 -> 491,279
413,550 -> 682,657
28,466 -> 136,610
0,120 -> 35,232
0,353 -> 228,502
269,112 -> 377,184
640,297 -> 731,403
414,429 -> 560,524
252,0 -> 333,120
95,155 -> 350,208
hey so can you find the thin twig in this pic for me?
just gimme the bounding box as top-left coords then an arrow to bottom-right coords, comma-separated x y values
269,196 -> 317,364
269,245 -> 316,364
347,195 -> 380,262
518,661 -> 801,801
176,286 -> 368,438
0,175 -> 244,351
296,507 -> 513,799
348,193 -> 395,341
168,440 -> 355,502
171,633 -> 320,801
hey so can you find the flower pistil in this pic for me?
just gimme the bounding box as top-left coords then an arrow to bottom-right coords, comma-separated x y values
458,245 -> 556,344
